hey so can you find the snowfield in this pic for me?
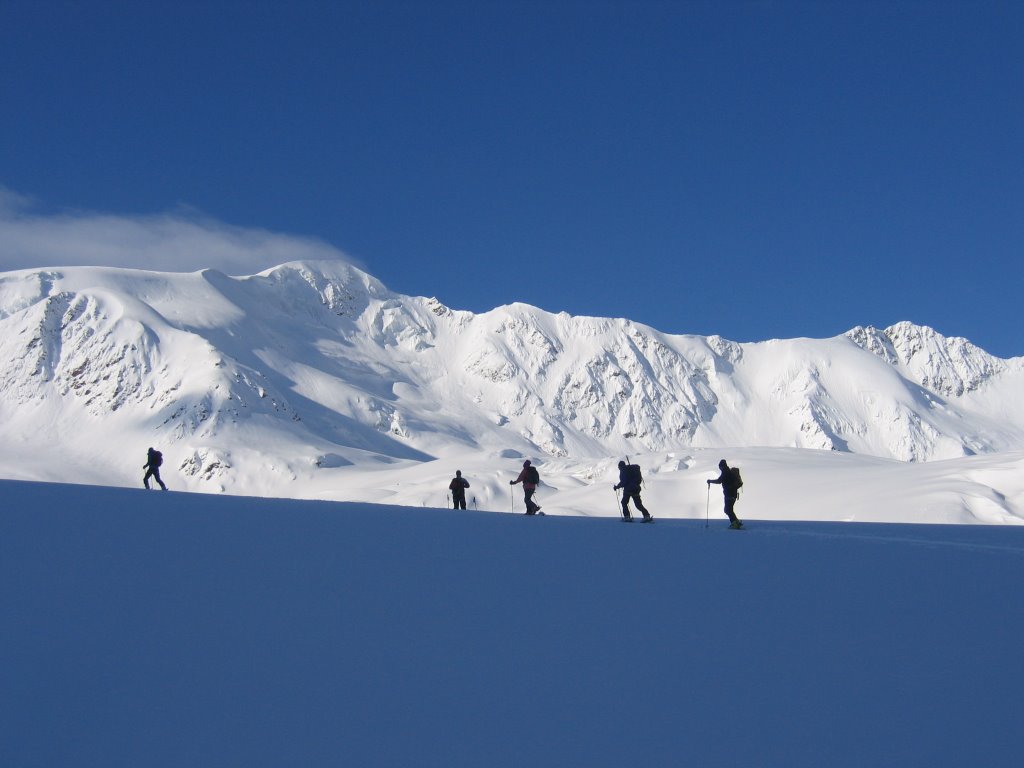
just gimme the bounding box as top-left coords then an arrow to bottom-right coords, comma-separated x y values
2,260 -> 1024,517
3,479 -> 1023,767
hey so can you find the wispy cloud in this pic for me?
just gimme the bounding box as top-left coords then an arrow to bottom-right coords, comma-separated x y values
0,186 -> 354,275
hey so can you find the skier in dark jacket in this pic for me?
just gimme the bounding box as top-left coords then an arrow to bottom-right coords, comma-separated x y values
143,447 -> 167,491
708,459 -> 742,528
448,470 -> 470,509
510,460 -> 542,515
614,460 -> 652,522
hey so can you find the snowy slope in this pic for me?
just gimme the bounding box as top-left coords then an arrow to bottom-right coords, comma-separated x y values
1,259 -> 1022,520
3,480 -> 1023,767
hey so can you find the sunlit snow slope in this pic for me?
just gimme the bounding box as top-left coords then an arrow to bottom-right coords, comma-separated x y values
1,259 -> 1022,521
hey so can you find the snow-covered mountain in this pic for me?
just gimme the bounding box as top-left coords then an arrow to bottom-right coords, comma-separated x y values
1,259 -> 1022,515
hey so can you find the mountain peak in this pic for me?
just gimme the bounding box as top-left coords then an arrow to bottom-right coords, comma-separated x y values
2,263 -> 1023,494
847,321 -> 1008,397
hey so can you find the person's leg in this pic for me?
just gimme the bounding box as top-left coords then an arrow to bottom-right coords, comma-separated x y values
632,491 -> 651,519
525,488 -> 537,514
725,496 -> 741,526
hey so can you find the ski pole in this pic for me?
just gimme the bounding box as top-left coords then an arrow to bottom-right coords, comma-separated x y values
620,456 -> 631,518
614,486 -> 631,520
613,487 -> 621,519
705,483 -> 710,528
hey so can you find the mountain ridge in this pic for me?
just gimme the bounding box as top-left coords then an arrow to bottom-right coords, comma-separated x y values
1,259 -> 1022,497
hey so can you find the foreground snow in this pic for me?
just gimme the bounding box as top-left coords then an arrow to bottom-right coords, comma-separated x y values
3,480 -> 1023,766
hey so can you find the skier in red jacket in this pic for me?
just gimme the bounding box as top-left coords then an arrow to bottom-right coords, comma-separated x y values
510,460 -> 542,515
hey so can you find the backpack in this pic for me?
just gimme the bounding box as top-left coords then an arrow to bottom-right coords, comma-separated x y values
730,466 -> 743,489
625,464 -> 643,485
525,465 -> 540,484
151,450 -> 163,468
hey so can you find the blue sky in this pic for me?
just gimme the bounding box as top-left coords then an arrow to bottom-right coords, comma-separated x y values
1,1 -> 1022,357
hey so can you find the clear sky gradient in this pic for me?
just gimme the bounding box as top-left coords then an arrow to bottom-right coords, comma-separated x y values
2,1 -> 1022,357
